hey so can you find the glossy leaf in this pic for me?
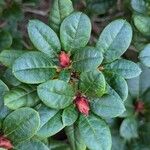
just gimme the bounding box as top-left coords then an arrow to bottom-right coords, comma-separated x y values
28,20 -> 61,57
139,44 -> 150,67
72,46 -> 103,72
78,114 -> 112,150
3,107 -> 40,144
49,0 -> 74,33
37,80 -> 75,109
79,70 -> 106,97
96,19 -> 132,62
0,50 -> 26,67
36,105 -> 64,138
12,51 -> 56,84
60,12 -> 91,52
62,105 -> 78,126
91,94 -> 125,118
104,59 -> 141,79
4,84 -> 40,110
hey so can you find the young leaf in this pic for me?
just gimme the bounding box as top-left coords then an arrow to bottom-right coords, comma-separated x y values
104,59 -> 141,79
36,105 -> 64,138
134,15 -> 150,36
0,50 -> 26,67
37,80 -> 75,109
72,46 -> 103,72
120,117 -> 138,140
28,20 -> 61,58
15,139 -> 49,150
78,114 -> 112,150
58,69 -> 71,82
79,70 -> 106,97
91,94 -> 125,118
96,19 -> 132,63
12,51 -> 56,84
4,84 -> 40,110
60,12 -> 91,52
65,125 -> 86,150
139,44 -> 150,67
3,107 -> 40,144
49,0 -> 74,33
62,105 -> 78,126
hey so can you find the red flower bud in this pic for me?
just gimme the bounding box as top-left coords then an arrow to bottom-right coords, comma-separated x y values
59,51 -> 70,68
135,101 -> 144,113
0,135 -> 13,150
75,95 -> 90,116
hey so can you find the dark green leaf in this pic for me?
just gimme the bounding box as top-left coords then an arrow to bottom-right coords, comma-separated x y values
79,70 -> 106,97
4,84 -> 40,110
96,19 -> 132,62
3,107 -> 40,144
62,105 -> 78,126
36,105 -> 64,138
65,125 -> 86,150
37,80 -> 75,109
78,114 -> 112,150
28,20 -> 61,57
12,51 -> 56,84
15,139 -> 49,150
104,59 -> 141,79
49,0 -> 74,33
72,46 -> 103,72
58,69 -> 71,82
0,50 -> 26,67
60,12 -> 91,52
91,94 -> 125,118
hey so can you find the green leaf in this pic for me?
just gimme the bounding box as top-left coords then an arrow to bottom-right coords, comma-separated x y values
105,73 -> 128,101
91,94 -> 125,118
78,114 -> 112,150
28,20 -> 61,58
133,15 -> 150,36
4,84 -> 40,110
62,105 -> 78,126
131,0 -> 147,14
139,44 -> 150,67
49,0 -> 74,33
72,46 -> 103,72
37,79 -> 75,109
60,12 -> 91,52
0,31 -> 12,51
120,117 -> 138,140
49,139 -> 71,150
3,107 -> 40,144
0,80 -> 10,127
12,51 -> 56,84
65,125 -> 86,150
58,69 -> 71,82
0,50 -> 26,67
15,139 -> 49,150
36,105 -> 64,138
96,19 -> 132,62
79,70 -> 106,97
3,68 -> 21,86
104,59 -> 141,79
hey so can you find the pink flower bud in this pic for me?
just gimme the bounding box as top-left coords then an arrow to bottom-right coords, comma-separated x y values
59,51 -> 70,68
135,101 -> 144,113
75,95 -> 90,116
0,135 -> 13,150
